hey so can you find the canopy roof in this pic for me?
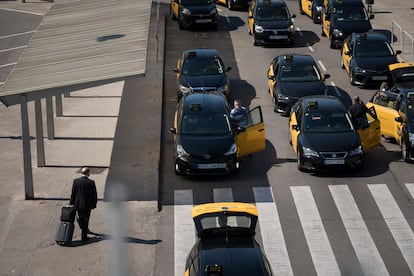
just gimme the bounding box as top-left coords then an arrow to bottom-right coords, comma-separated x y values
0,0 -> 151,106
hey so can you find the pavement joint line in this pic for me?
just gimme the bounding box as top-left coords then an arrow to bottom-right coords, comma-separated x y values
0,62 -> 17,68
0,7 -> 44,16
0,30 -> 36,40
0,45 -> 27,53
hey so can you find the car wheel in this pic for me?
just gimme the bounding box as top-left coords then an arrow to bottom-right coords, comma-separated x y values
272,95 -> 278,113
312,12 -> 318,23
253,38 -> 258,46
329,36 -> 336,49
178,17 -> 184,30
227,0 -> 234,10
170,7 -> 176,20
401,139 -> 411,162
297,149 -> 305,172
349,70 -> 356,85
288,131 -> 292,145
174,162 -> 183,176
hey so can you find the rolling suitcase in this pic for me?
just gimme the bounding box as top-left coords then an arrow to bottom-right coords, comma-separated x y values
55,221 -> 74,246
60,205 -> 76,223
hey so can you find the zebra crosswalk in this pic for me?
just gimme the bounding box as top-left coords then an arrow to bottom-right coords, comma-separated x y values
173,184 -> 414,276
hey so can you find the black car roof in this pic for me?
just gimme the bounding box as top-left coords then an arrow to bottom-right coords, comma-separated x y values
182,93 -> 229,114
351,32 -> 387,42
183,49 -> 220,59
328,0 -> 364,7
255,0 -> 286,6
278,54 -> 316,65
300,95 -> 347,113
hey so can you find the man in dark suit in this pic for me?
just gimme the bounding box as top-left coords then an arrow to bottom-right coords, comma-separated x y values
70,166 -> 98,242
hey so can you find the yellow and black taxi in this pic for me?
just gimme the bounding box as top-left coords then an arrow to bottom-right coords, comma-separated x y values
170,0 -> 218,30
289,95 -> 381,171
299,0 -> 323,24
185,202 -> 273,276
169,92 -> 266,175
267,54 -> 330,114
174,49 -> 232,101
321,0 -> 373,49
340,32 -> 401,86
215,0 -> 250,10
367,62 -> 414,163
248,0 -> 296,46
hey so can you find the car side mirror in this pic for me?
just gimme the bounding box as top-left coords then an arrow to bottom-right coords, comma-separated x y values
173,68 -> 179,73
268,75 -> 275,80
237,126 -> 246,133
396,50 -> 402,55
248,15 -> 254,19
226,67 -> 232,72
395,117 -> 403,123
291,14 -> 296,18
369,14 -> 374,19
292,125 -> 299,131
345,51 -> 351,56
169,127 -> 177,134
324,74 -> 331,80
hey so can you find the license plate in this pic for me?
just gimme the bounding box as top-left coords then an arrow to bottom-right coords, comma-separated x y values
269,35 -> 288,40
324,159 -> 345,165
197,163 -> 226,169
372,76 -> 388,80
195,19 -> 212,23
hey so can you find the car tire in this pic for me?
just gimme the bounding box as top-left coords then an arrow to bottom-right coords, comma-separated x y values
174,162 -> 183,176
401,139 -> 411,163
170,8 -> 176,20
312,12 -> 318,23
297,149 -> 305,172
227,0 -> 234,10
178,17 -> 184,30
329,36 -> 336,49
272,96 -> 278,113
253,37 -> 258,46
349,70 -> 356,85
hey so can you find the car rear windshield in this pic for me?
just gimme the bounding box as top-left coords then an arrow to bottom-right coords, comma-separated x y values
181,113 -> 231,135
280,64 -> 321,82
333,6 -> 368,22
304,112 -> 354,133
181,0 -> 213,5
182,57 -> 224,76
256,5 -> 290,21
355,40 -> 394,57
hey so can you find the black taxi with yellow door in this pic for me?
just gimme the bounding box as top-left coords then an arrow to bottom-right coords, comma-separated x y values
289,95 -> 381,171
169,92 -> 266,175
170,0 -> 218,29
299,0 -> 323,23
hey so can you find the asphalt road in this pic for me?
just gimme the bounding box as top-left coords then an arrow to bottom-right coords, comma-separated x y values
155,1 -> 414,275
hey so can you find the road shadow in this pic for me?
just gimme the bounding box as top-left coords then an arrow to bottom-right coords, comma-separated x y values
228,79 -> 256,108
325,85 -> 352,109
373,29 -> 398,43
63,233 -> 162,247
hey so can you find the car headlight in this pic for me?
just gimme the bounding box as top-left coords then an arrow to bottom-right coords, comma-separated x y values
316,6 -> 322,12
176,144 -> 189,158
254,24 -> 264,33
178,84 -> 192,94
332,29 -> 343,37
349,145 -> 363,156
355,67 -> 366,73
287,24 -> 294,32
224,143 -> 237,156
217,83 -> 229,94
210,8 -> 217,15
409,133 -> 414,144
182,8 -> 191,15
302,146 -> 319,157
278,93 -> 289,101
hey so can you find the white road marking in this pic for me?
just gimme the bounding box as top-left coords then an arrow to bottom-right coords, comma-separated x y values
0,30 -> 35,40
0,7 -> 44,16
330,185 -> 389,276
405,183 -> 414,199
0,45 -> 27,53
318,60 -> 327,72
330,81 -> 341,97
174,190 -> 195,276
368,184 -> 414,274
291,186 -> 341,275
0,62 -> 17,68
307,43 -> 314,52
296,27 -> 303,37
217,7 -> 223,12
225,15 -> 231,24
254,187 -> 293,276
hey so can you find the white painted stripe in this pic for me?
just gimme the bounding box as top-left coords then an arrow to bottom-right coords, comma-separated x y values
406,183 -> 414,199
330,81 -> 341,97
225,15 -> 231,24
296,27 -> 303,37
0,45 -> 27,53
0,62 -> 17,68
0,7 -> 44,16
174,190 -> 195,276
318,60 -> 327,72
213,188 -> 233,202
291,186 -> 341,275
307,43 -> 314,53
0,30 -> 35,40
368,184 -> 414,274
217,7 -> 223,12
253,187 -> 293,276
330,185 -> 389,276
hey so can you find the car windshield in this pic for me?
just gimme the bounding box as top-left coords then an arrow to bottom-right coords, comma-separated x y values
181,0 -> 212,5
355,40 -> 394,57
255,6 -> 289,21
181,57 -> 224,76
333,6 -> 368,22
303,111 -> 354,133
181,113 -> 231,135
279,64 -> 321,82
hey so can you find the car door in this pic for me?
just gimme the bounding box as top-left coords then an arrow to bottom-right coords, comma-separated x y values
248,2 -> 255,34
171,0 -> 179,18
267,59 -> 278,97
322,2 -> 331,37
366,101 -> 400,139
304,0 -> 312,17
341,37 -> 353,73
236,106 -> 266,157
289,104 -> 301,153
357,106 -> 381,150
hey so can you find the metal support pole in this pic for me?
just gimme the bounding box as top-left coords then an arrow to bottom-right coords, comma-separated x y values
34,99 -> 45,167
55,94 -> 63,117
20,95 -> 34,199
46,96 -> 55,140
